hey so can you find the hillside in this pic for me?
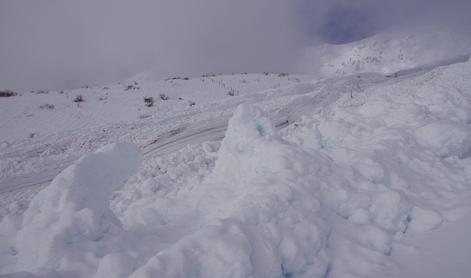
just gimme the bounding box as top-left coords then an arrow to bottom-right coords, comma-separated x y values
1,45 -> 471,277
301,29 -> 471,77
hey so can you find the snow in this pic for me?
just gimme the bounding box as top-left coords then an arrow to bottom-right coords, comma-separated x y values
384,212 -> 471,278
95,253 -> 137,278
2,143 -> 140,276
1,35 -> 471,277
130,104 -> 330,277
301,28 -> 471,78
406,207 -> 443,233
415,122 -> 471,158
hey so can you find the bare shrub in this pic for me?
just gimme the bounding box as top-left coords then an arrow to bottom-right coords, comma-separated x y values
144,97 -> 154,107
73,95 -> 84,103
0,90 -> 17,97
39,104 -> 55,110
125,84 -> 140,91
227,88 -> 237,96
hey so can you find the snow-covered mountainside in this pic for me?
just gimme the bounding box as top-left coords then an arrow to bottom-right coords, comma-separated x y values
0,73 -> 311,210
1,45 -> 471,277
302,29 -> 471,77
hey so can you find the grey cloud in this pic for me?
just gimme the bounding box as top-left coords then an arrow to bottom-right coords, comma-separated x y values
1,0 -> 470,91
297,0 -> 471,43
0,0 -> 304,90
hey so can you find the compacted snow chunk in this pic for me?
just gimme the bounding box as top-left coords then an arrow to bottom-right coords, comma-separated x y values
12,143 -> 141,277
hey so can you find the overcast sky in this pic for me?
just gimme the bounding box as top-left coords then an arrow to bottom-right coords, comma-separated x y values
1,0 -> 470,91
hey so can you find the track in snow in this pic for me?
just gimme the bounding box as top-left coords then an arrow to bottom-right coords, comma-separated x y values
1,55 -> 468,205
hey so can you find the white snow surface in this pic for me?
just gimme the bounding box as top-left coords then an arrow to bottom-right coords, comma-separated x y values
301,29 -> 471,78
1,48 -> 471,277
14,143 -> 140,276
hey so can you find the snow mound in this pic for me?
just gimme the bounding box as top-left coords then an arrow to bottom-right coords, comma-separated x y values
415,122 -> 471,158
282,59 -> 471,277
130,105 -> 331,277
11,143 -> 141,276
407,207 -> 443,233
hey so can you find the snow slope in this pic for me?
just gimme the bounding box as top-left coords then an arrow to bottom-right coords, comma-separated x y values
13,143 -> 141,277
0,73 -> 311,217
1,46 -> 471,277
301,28 -> 471,77
384,211 -> 471,278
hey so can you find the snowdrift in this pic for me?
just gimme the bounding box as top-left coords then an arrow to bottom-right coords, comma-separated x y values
1,144 -> 141,277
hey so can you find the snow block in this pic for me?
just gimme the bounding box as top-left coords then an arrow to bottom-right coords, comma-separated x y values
209,104 -> 318,187
369,191 -> 408,233
13,143 -> 141,276
225,103 -> 277,141
407,207 -> 443,232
